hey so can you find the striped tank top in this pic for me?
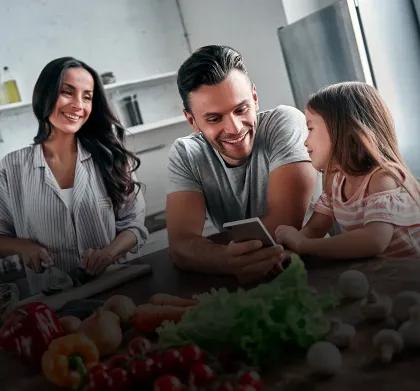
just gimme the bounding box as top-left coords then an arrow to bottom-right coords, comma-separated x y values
314,167 -> 420,260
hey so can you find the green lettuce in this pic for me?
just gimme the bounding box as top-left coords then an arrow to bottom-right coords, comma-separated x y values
158,255 -> 336,366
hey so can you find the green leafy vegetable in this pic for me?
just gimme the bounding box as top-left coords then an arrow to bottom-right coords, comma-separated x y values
158,255 -> 336,366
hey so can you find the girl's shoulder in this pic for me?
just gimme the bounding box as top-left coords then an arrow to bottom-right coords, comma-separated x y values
367,167 -> 402,196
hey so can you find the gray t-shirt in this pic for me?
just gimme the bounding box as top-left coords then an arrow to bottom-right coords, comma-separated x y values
167,105 -> 309,231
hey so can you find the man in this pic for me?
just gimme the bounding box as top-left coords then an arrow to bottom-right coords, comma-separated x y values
166,45 -> 316,283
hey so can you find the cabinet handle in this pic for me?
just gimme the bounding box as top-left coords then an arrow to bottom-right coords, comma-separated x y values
135,143 -> 166,155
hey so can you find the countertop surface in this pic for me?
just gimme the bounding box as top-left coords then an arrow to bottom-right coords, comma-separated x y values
1,248 -> 420,390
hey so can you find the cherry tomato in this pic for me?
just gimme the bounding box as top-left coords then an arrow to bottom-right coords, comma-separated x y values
189,362 -> 215,386
87,364 -> 111,391
108,367 -> 131,391
179,344 -> 205,367
106,354 -> 131,370
154,374 -> 184,391
128,336 -> 152,357
238,370 -> 263,391
130,357 -> 156,383
160,349 -> 184,372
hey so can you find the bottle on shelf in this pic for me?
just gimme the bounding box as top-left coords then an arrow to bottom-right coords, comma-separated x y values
121,95 -> 143,127
2,66 -> 22,104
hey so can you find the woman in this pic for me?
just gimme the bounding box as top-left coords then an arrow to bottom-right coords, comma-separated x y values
0,57 -> 148,294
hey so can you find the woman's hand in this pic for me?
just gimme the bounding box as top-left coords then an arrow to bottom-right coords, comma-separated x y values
18,240 -> 53,273
81,248 -> 115,275
275,225 -> 306,253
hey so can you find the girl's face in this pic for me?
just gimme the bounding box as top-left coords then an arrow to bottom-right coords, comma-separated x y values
49,67 -> 94,136
304,108 -> 333,172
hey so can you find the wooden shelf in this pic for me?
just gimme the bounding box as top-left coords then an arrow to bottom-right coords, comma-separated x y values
0,71 -> 177,115
126,115 -> 186,135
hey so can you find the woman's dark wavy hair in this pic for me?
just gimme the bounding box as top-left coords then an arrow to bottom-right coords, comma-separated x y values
32,57 -> 141,210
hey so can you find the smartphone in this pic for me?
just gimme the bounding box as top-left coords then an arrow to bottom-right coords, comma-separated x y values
222,217 -> 276,247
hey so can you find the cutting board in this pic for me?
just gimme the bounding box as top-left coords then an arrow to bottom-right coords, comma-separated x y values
18,263 -> 151,310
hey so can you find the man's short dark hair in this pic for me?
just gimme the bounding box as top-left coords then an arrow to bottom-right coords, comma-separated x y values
177,45 -> 250,112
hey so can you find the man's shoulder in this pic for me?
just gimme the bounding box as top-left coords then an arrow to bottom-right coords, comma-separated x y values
170,132 -> 210,159
257,105 -> 305,130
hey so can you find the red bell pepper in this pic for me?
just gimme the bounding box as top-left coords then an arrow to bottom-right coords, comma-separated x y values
0,302 -> 63,367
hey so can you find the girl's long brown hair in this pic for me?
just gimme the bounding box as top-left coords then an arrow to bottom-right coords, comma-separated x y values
306,82 -> 420,202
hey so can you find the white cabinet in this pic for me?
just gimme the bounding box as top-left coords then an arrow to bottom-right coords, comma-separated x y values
0,71 -> 190,216
126,121 -> 189,216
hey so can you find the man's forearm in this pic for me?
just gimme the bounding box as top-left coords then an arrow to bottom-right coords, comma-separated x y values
170,235 -> 231,274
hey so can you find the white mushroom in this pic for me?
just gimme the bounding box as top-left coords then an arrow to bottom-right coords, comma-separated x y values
326,318 -> 356,348
372,329 -> 404,363
338,270 -> 369,300
392,291 -> 420,324
398,305 -> 420,349
360,289 -> 391,321
306,341 -> 342,376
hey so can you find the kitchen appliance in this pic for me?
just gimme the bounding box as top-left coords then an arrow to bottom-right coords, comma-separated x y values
278,0 -> 420,176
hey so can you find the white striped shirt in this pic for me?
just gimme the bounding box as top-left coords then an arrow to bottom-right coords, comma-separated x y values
0,141 -> 149,293
314,167 -> 420,260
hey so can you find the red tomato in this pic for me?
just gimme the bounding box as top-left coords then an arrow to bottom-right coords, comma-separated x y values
189,362 -> 215,386
130,357 -> 156,383
128,336 -> 152,357
154,374 -> 183,391
108,367 -> 131,391
238,370 -> 263,391
106,354 -> 131,370
160,349 -> 184,372
87,364 -> 111,391
179,344 -> 205,367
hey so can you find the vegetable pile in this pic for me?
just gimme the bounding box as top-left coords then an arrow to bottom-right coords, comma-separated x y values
158,255 -> 336,366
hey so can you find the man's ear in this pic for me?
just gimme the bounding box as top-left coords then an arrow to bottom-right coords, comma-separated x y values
252,84 -> 259,111
184,110 -> 200,133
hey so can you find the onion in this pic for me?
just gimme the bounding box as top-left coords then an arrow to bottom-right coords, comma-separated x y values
59,316 -> 81,334
103,294 -> 136,323
79,308 -> 122,356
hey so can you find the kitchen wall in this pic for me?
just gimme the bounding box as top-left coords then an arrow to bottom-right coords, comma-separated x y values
0,0 -> 189,103
178,0 -> 295,110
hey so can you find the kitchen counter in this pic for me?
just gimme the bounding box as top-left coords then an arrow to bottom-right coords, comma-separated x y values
1,248 -> 420,390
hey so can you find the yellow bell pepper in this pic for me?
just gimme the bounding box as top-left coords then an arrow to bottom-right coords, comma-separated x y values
42,333 -> 99,389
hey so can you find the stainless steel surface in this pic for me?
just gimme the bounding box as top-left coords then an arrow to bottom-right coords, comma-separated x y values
278,0 -> 371,110
278,0 -> 420,176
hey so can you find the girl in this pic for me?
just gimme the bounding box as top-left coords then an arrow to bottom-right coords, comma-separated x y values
275,82 -> 420,260
0,57 -> 148,293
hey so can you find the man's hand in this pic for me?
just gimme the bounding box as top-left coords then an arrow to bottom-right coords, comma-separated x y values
275,225 -> 306,253
18,240 -> 53,273
224,240 -> 286,284
81,248 -> 115,275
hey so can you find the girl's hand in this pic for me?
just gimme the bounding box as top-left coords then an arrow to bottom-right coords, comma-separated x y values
81,248 -> 115,275
275,225 -> 305,253
19,240 -> 53,273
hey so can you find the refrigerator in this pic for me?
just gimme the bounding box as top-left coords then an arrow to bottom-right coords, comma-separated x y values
278,0 -> 420,176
